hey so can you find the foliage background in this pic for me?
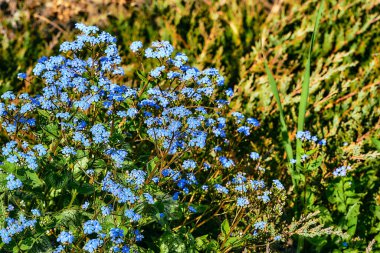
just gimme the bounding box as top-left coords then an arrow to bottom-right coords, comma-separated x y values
0,0 -> 379,251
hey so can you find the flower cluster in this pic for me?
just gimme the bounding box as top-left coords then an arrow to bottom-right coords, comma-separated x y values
332,165 -> 352,177
0,24 -> 287,251
0,216 -> 36,244
296,131 -> 326,146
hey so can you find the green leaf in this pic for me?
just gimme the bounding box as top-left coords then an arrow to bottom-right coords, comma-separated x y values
305,187 -> 316,208
37,109 -> 51,118
55,209 -> 82,227
371,137 -> 380,152
1,162 -> 18,173
147,156 -> 160,173
224,237 -> 244,249
26,170 -> 44,188
195,235 -> 209,251
221,219 -> 230,237
136,70 -> 148,82
346,202 -> 361,237
74,156 -> 89,171
44,123 -> 59,141
158,232 -> 188,253
20,238 -> 34,251
307,156 -> 323,171
77,183 -> 95,195
206,240 -> 220,251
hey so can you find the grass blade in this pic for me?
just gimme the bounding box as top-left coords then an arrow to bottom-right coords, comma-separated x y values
264,61 -> 295,185
295,2 -> 324,253
296,2 -> 324,166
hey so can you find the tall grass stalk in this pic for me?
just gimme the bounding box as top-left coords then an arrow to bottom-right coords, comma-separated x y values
296,2 -> 324,167
296,2 -> 324,253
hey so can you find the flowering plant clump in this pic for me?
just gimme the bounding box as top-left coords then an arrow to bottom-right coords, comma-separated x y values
0,24 -> 337,252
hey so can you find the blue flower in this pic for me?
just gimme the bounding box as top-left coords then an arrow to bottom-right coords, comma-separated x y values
83,238 -> 103,253
81,201 -> 90,210
247,117 -> 260,127
102,173 -> 137,203
7,205 -> 14,212
31,209 -> 41,217
167,71 -> 181,79
253,221 -> 267,230
62,146 -> 77,156
143,193 -> 155,204
237,126 -> 250,136
1,91 -> 15,100
127,169 -> 146,188
17,73 -> 26,79
296,131 -> 312,142
232,172 -> 247,184
237,197 -> 250,207
124,209 -> 141,222
171,53 -> 188,68
214,184 -> 229,194
83,220 -> 102,235
188,206 -> 197,213
318,139 -> 327,146
149,65 -> 166,78
172,192 -> 180,200
250,180 -> 265,190
101,206 -> 112,216
301,154 -> 309,161
90,124 -> 110,144
258,191 -> 270,203
75,23 -> 99,35
333,165 -> 351,177
144,41 -> 174,59
0,216 -> 36,244
225,87 -> 234,97
86,169 -> 95,176
105,148 -> 128,168
182,159 -> 197,170
33,144 -> 47,156
134,229 -> 144,242
6,174 -> 23,190
56,112 -> 71,120
109,228 -> 124,244
219,156 -> 235,168
121,246 -> 130,253
53,245 -> 65,253
57,231 -> 74,244
130,41 -> 143,53
272,180 -> 284,190
250,152 -> 260,160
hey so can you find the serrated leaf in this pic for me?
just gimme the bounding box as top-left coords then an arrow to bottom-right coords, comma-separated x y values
26,170 -> 44,188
